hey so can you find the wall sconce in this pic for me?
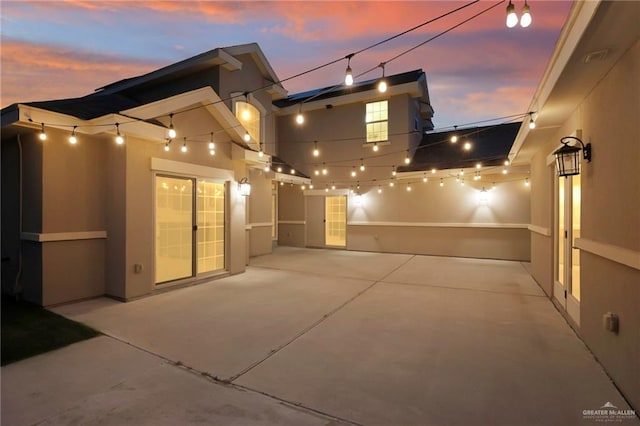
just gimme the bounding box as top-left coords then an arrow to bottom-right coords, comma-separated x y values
478,187 -> 490,205
238,177 -> 251,196
554,136 -> 592,177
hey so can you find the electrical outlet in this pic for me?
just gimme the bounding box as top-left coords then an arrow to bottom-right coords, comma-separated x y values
603,312 -> 619,334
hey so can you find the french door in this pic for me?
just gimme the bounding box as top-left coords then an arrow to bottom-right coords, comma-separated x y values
305,195 -> 346,248
555,174 -> 581,325
155,175 -> 225,284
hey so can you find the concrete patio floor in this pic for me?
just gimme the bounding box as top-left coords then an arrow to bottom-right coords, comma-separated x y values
2,247 -> 637,425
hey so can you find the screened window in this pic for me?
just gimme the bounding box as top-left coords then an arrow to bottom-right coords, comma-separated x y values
236,101 -> 260,143
366,100 -> 388,143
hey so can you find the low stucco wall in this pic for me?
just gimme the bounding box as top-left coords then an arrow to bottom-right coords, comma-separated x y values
347,225 -> 530,261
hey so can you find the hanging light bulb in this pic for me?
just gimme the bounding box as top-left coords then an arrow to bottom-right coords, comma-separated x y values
277,166 -> 283,173
431,168 -> 437,174
313,141 -> 319,157
264,163 -> 270,172
37,122 -> 47,141
325,186 -> 329,193
290,169 -> 296,175
460,169 -> 465,176
463,142 -> 472,151
460,178 -> 465,186
115,123 -> 124,145
502,167 -> 508,175
209,148 -> 215,156
69,126 -> 78,144
280,180 -> 284,186
423,174 -> 428,183
344,54 -> 354,86
164,141 -> 170,152
296,104 -> 304,125
406,183 -> 412,192
258,144 -> 264,157
389,180 -> 395,187
181,137 -> 187,153
351,166 -> 357,177
504,160 -> 510,166
168,113 -> 177,139
506,0 -> 518,28
209,133 -> 215,150
528,112 -> 536,129
392,166 -> 397,177
322,163 -> 328,175
377,62 -> 387,93
315,169 -> 320,176
525,177 -> 530,186
378,185 -> 382,194
244,131 -> 251,142
439,178 -> 444,187
301,185 -> 306,190
309,183 -> 314,190
492,182 -> 497,190
520,1 -> 532,28
450,126 -> 458,143
360,158 -> 365,172
476,163 -> 482,169
331,183 -> 336,190
372,142 -> 379,152
404,152 -> 411,164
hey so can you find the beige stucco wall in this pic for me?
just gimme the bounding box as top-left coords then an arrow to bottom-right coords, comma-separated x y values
248,168 -> 274,257
277,183 -> 305,247
529,41 -> 639,408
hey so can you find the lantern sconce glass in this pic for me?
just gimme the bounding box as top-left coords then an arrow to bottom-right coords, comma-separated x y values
553,136 -> 592,177
238,177 -> 251,196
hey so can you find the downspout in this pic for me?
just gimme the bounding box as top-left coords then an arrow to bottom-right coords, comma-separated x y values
14,134 -> 23,297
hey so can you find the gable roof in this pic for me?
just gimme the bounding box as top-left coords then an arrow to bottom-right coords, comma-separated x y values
400,122 -> 520,172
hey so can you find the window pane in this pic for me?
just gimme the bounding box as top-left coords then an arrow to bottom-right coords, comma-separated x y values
197,181 -> 225,274
325,196 -> 346,247
365,100 -> 388,143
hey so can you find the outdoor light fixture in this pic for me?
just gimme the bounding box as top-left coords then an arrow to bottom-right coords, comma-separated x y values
463,141 -> 472,151
506,0 -> 518,28
554,136 -> 591,177
164,141 -> 170,152
264,162 -> 270,172
322,163 -> 328,175
115,123 -> 124,144
377,62 -> 387,93
168,113 -> 177,139
360,158 -> 366,172
238,177 -> 251,196
344,54 -> 354,86
439,178 -> 444,187
404,152 -> 411,164
392,165 -> 397,176
351,166 -> 357,177
478,187 -> 490,204
258,144 -> 264,157
520,1 -> 532,27
69,126 -> 78,144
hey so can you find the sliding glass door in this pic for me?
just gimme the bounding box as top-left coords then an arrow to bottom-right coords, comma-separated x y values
155,175 -> 225,284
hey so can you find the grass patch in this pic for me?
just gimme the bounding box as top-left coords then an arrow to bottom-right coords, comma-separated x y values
1,295 -> 100,366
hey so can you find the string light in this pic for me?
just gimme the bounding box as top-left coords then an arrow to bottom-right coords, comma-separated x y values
525,177 -> 530,186
309,182 -> 314,189
423,174 -> 428,183
277,166 -> 283,173
404,152 -> 411,164
315,168 -> 320,176
378,185 -> 382,194
463,141 -> 472,151
432,168 -> 437,174
460,178 -> 465,186
290,169 -> 296,175
164,141 -> 170,152
392,165 -> 397,176
389,180 -> 395,187
168,113 -> 177,139
69,126 -> 78,144
528,112 -> 536,129
450,126 -> 458,143
209,132 -> 215,155
460,169 -> 464,175
351,166 -> 357,177
244,132 -> 251,142
344,54 -> 354,86
325,185 -> 329,192
406,183 -> 412,192
37,122 -> 47,141
115,123 -> 124,144
440,178 -> 444,187
322,163 -> 328,175
372,142 -> 379,152
296,104 -> 304,125
301,184 -> 306,190
377,62 -> 387,93
264,162 -> 270,172
360,158 -> 366,172
504,160 -> 510,166
506,0 -> 518,28
331,183 -> 336,190
476,163 -> 482,169
502,167 -> 508,174
313,141 -> 320,157
280,180 -> 284,186
181,137 -> 187,153
521,1 -> 532,27
492,182 -> 497,190
258,144 -> 264,157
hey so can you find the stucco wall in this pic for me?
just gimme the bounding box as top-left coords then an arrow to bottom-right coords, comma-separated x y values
529,41 -> 639,409
277,183 -> 305,247
248,167 -> 274,256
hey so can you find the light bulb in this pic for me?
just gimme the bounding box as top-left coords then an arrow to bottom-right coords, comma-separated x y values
280,181 -> 284,186
378,80 -> 387,93
325,187 -> 329,193
525,178 -> 530,186
529,121 -> 536,129
296,113 -> 304,125
290,169 -> 295,175
476,163 -> 482,169
423,175 -> 428,183
378,186 -> 382,194
351,167 -> 357,177
322,164 -> 328,175
502,168 -> 508,175
406,184 -> 412,192
301,185 -> 306,190
345,65 -> 353,86
331,184 -> 336,190
244,132 -> 251,142
116,134 -> 124,145
392,167 -> 397,177
520,3 -> 532,28
209,142 -> 215,150
373,143 -> 379,152
450,134 -> 458,143
181,145 -> 187,153
264,164 -> 270,172
431,168 -> 436,174
439,179 -> 444,187
241,109 -> 250,121
315,170 -> 320,176
69,127 -> 77,144
389,181 -> 394,187
258,149 -> 264,158
164,143 -> 170,152
210,149 -> 215,156
506,1 -> 518,28
360,160 -> 365,172
313,142 -> 319,157
309,184 -> 314,189
168,127 -> 176,139
463,142 -> 472,151
404,155 -> 411,165
277,167 -> 283,173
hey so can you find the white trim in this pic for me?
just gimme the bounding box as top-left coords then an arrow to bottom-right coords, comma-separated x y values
304,189 -> 349,196
151,157 -> 234,181
274,172 -> 311,185
347,222 -> 528,229
21,231 -> 107,242
528,224 -> 551,237
279,220 -> 306,225
575,238 -> 640,271
248,222 -> 272,228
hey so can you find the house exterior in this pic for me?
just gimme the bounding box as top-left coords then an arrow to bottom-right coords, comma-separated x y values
508,1 -> 639,410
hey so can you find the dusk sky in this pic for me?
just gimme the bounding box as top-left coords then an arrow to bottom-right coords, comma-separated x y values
0,0 -> 573,129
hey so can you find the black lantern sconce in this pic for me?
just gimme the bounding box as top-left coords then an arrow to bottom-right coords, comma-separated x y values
553,136 -> 592,177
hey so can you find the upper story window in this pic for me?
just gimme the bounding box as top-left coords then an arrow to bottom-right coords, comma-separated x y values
235,101 -> 261,143
365,100 -> 388,143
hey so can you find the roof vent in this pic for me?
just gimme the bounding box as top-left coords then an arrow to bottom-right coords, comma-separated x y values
584,49 -> 609,64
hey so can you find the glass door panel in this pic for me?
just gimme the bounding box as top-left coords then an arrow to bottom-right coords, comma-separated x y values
571,174 -> 581,300
155,176 -> 194,283
325,196 -> 346,247
557,178 -> 565,286
197,181 -> 225,274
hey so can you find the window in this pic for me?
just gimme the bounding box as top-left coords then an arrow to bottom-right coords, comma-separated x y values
236,101 -> 260,143
366,100 -> 388,143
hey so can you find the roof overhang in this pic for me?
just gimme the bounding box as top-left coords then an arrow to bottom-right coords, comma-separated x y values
224,43 -> 288,100
509,0 -> 639,165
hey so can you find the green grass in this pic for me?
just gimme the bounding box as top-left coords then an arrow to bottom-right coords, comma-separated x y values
1,295 -> 100,366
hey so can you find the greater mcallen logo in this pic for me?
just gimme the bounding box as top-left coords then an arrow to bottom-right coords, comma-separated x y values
582,402 -> 637,422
